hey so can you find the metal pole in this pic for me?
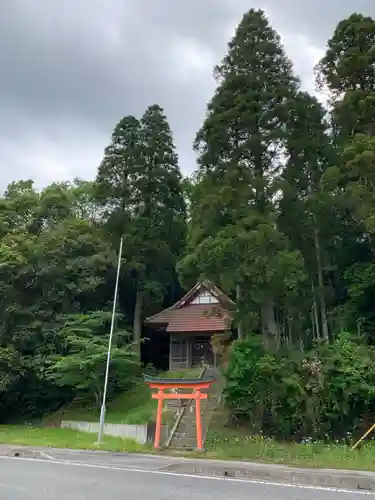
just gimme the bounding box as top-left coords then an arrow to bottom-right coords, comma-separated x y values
97,237 -> 123,443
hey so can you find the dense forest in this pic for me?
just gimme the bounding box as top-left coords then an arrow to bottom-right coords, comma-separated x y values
1,10 -> 375,439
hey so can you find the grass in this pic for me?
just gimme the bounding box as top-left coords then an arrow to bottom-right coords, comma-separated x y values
204,423 -> 375,472
0,370 -> 203,454
6,364 -> 375,473
0,426 -> 146,453
43,381 -> 156,426
17,368 -> 375,472
43,369 -> 202,426
3,420 -> 375,473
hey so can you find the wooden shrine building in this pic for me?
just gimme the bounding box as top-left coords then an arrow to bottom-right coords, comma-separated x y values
144,280 -> 235,370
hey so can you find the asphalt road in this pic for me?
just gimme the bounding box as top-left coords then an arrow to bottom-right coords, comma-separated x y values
0,455 -> 372,500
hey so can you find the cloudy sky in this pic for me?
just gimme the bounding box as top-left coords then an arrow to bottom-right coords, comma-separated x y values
0,1 -> 374,190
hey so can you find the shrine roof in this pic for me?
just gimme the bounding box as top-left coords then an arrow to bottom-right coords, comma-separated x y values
144,280 -> 234,333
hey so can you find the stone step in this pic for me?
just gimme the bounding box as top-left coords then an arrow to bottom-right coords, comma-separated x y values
170,438 -> 197,447
167,379 -> 224,450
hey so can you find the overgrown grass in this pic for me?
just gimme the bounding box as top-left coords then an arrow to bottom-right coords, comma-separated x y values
3,423 -> 375,473
0,426 -> 146,453
205,424 -> 375,471
0,370 -> 203,454
43,369 -> 201,426
43,381 -> 156,425
14,367 -> 375,472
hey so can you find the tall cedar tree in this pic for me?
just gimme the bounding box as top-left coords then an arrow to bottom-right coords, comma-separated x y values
96,105 -> 186,355
180,9 -> 305,347
317,14 -> 375,238
280,92 -> 335,342
316,13 -> 375,339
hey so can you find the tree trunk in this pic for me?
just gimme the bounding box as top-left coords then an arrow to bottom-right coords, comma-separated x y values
310,310 -> 316,340
94,389 -> 102,409
287,309 -> 293,345
132,281 -> 143,358
313,226 -> 329,341
262,296 -> 279,349
311,280 -> 320,340
236,283 -> 243,340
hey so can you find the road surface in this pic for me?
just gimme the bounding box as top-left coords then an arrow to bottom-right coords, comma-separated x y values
0,454 -> 372,500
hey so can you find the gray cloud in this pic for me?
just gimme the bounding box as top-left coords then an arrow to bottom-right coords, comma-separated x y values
0,0 -> 374,189
264,0 -> 375,44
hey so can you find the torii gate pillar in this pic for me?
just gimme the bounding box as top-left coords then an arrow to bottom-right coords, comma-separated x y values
143,374 -> 216,450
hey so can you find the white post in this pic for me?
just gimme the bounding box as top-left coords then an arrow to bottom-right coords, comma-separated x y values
97,237 -> 123,443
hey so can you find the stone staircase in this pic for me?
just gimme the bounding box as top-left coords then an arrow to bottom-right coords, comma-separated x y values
168,367 -> 222,450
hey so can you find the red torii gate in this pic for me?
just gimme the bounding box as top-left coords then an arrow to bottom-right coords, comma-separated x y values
144,374 -> 216,450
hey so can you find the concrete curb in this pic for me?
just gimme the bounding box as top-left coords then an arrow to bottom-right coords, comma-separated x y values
161,460 -> 375,491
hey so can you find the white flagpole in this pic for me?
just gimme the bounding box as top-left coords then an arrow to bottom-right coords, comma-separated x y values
97,237 -> 123,443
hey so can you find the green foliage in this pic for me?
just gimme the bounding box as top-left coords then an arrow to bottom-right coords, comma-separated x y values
0,346 -> 23,392
44,312 -> 139,406
317,12 -> 375,242
341,262 -> 375,341
316,13 -> 375,96
225,334 -> 375,439
3,7 -> 375,444
205,424 -> 375,471
96,105 -> 186,289
0,105 -> 186,423
180,9 -> 305,342
95,105 -> 186,354
0,179 -> 138,422
44,381 -> 156,426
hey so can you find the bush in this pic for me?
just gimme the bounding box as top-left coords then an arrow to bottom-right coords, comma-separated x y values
0,373 -> 72,423
225,333 -> 375,440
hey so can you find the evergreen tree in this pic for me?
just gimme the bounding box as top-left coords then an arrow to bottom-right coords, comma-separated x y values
139,105 -> 186,259
96,115 -> 141,217
180,9 -> 305,347
279,92 -> 335,342
316,13 -> 375,97
316,13 -> 375,339
96,106 -> 186,354
317,14 -> 375,238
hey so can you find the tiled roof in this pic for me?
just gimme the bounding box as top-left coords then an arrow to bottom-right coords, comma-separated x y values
145,280 -> 234,333
166,304 -> 231,332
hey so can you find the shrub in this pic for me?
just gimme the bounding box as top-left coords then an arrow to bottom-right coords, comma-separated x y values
224,333 -> 375,440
